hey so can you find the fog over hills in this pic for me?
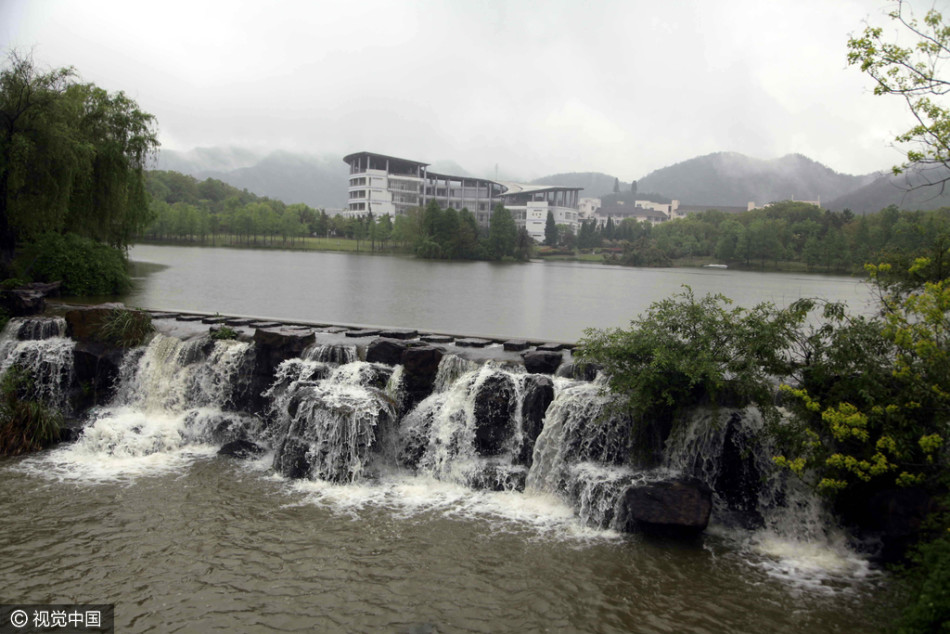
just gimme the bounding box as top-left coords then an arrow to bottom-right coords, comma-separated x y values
635,152 -> 880,208
825,165 -> 950,214
156,147 -> 922,213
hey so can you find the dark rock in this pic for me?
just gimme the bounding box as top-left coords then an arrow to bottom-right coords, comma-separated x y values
273,437 -> 310,479
175,314 -> 205,322
536,342 -> 565,351
456,337 -> 491,348
218,439 -> 265,459
241,327 -> 316,414
518,375 -> 554,466
503,339 -> 529,352
0,281 -> 61,316
379,328 -> 418,340
63,303 -> 126,343
473,373 -> 517,456
249,321 -> 283,328
366,338 -> 410,366
201,316 -> 227,324
618,477 -> 713,536
421,334 -> 454,344
555,362 -> 601,382
148,311 -> 179,320
323,327 -> 348,334
224,318 -> 253,326
400,345 -> 444,410
522,350 -> 563,374
345,329 -> 382,338
71,341 -> 126,409
14,317 -> 66,340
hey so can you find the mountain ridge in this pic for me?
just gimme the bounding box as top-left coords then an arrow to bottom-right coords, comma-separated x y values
155,147 -> 911,212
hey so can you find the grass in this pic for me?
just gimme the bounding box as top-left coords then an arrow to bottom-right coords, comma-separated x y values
0,365 -> 63,456
97,308 -> 155,347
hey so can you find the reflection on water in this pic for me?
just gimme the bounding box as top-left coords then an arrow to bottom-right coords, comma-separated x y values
122,244 -> 874,341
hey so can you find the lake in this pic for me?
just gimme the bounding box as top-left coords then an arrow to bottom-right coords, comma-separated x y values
123,244 -> 874,341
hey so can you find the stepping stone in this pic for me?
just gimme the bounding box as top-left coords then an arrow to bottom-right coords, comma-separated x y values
201,316 -> 227,324
344,329 -> 382,338
250,321 -> 283,329
503,339 -> 529,352
536,342 -> 565,351
421,334 -> 454,344
148,311 -> 179,319
379,328 -> 418,340
176,315 -> 204,322
224,318 -> 253,326
456,337 -> 491,348
323,327 -> 348,334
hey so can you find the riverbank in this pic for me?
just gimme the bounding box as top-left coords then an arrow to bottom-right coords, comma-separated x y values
133,237 -> 862,275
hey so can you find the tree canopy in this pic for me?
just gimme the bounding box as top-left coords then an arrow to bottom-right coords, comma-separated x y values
848,1 -> 950,180
0,53 -> 158,261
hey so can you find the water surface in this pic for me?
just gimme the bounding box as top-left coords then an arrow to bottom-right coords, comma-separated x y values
124,245 -> 873,341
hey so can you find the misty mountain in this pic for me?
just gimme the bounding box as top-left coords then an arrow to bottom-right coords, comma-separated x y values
156,146 -> 265,174
157,148 -> 350,208
635,152 -> 879,207
826,165 -> 950,214
531,172 -> 630,198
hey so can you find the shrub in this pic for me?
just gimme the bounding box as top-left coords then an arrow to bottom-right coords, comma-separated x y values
576,287 -> 804,425
97,308 -> 154,347
210,326 -> 238,341
0,365 -> 63,456
17,232 -> 131,296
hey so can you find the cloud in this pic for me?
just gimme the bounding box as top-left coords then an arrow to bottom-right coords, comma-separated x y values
0,0 -> 934,178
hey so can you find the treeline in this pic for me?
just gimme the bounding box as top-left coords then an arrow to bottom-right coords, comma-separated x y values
585,201 -> 950,272
143,174 -> 534,261
392,201 -> 532,261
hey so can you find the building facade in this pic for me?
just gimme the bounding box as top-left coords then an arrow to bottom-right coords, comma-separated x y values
343,151 -> 581,241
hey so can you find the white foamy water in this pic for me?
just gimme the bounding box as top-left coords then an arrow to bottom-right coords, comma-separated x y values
281,471 -> 618,543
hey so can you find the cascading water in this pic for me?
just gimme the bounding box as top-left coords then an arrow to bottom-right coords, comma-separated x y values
60,333 -> 259,475
0,317 -> 75,412
302,342 -> 358,365
9,318 -> 874,589
270,360 -> 396,482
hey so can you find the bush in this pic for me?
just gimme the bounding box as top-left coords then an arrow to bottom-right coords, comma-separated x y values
0,365 -> 63,456
210,325 -> 238,341
17,232 -> 131,296
577,287 -> 803,425
97,308 -> 154,347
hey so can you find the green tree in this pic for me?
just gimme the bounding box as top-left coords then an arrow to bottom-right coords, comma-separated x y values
487,204 -> 517,260
544,210 -> 558,246
0,53 -> 158,259
848,1 -> 950,176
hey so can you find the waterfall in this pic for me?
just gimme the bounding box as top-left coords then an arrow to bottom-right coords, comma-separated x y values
302,343 -> 358,365
432,354 -> 479,393
75,334 -> 259,460
0,317 -> 75,412
396,363 -> 538,491
271,361 -> 397,483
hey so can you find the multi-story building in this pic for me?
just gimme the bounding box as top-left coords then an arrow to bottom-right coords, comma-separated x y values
343,151 -> 581,241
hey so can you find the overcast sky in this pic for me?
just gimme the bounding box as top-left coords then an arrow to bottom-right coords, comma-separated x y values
0,0 -> 941,180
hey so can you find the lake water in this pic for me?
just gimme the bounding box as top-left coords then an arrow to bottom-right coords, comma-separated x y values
0,245 -> 895,633
123,244 -> 874,341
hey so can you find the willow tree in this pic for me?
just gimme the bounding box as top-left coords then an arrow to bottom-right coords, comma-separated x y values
0,53 -> 158,262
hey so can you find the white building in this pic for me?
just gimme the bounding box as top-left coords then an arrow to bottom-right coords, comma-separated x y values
343,151 -> 581,241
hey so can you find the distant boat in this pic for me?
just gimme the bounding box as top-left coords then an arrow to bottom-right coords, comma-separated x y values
702,264 -> 728,269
